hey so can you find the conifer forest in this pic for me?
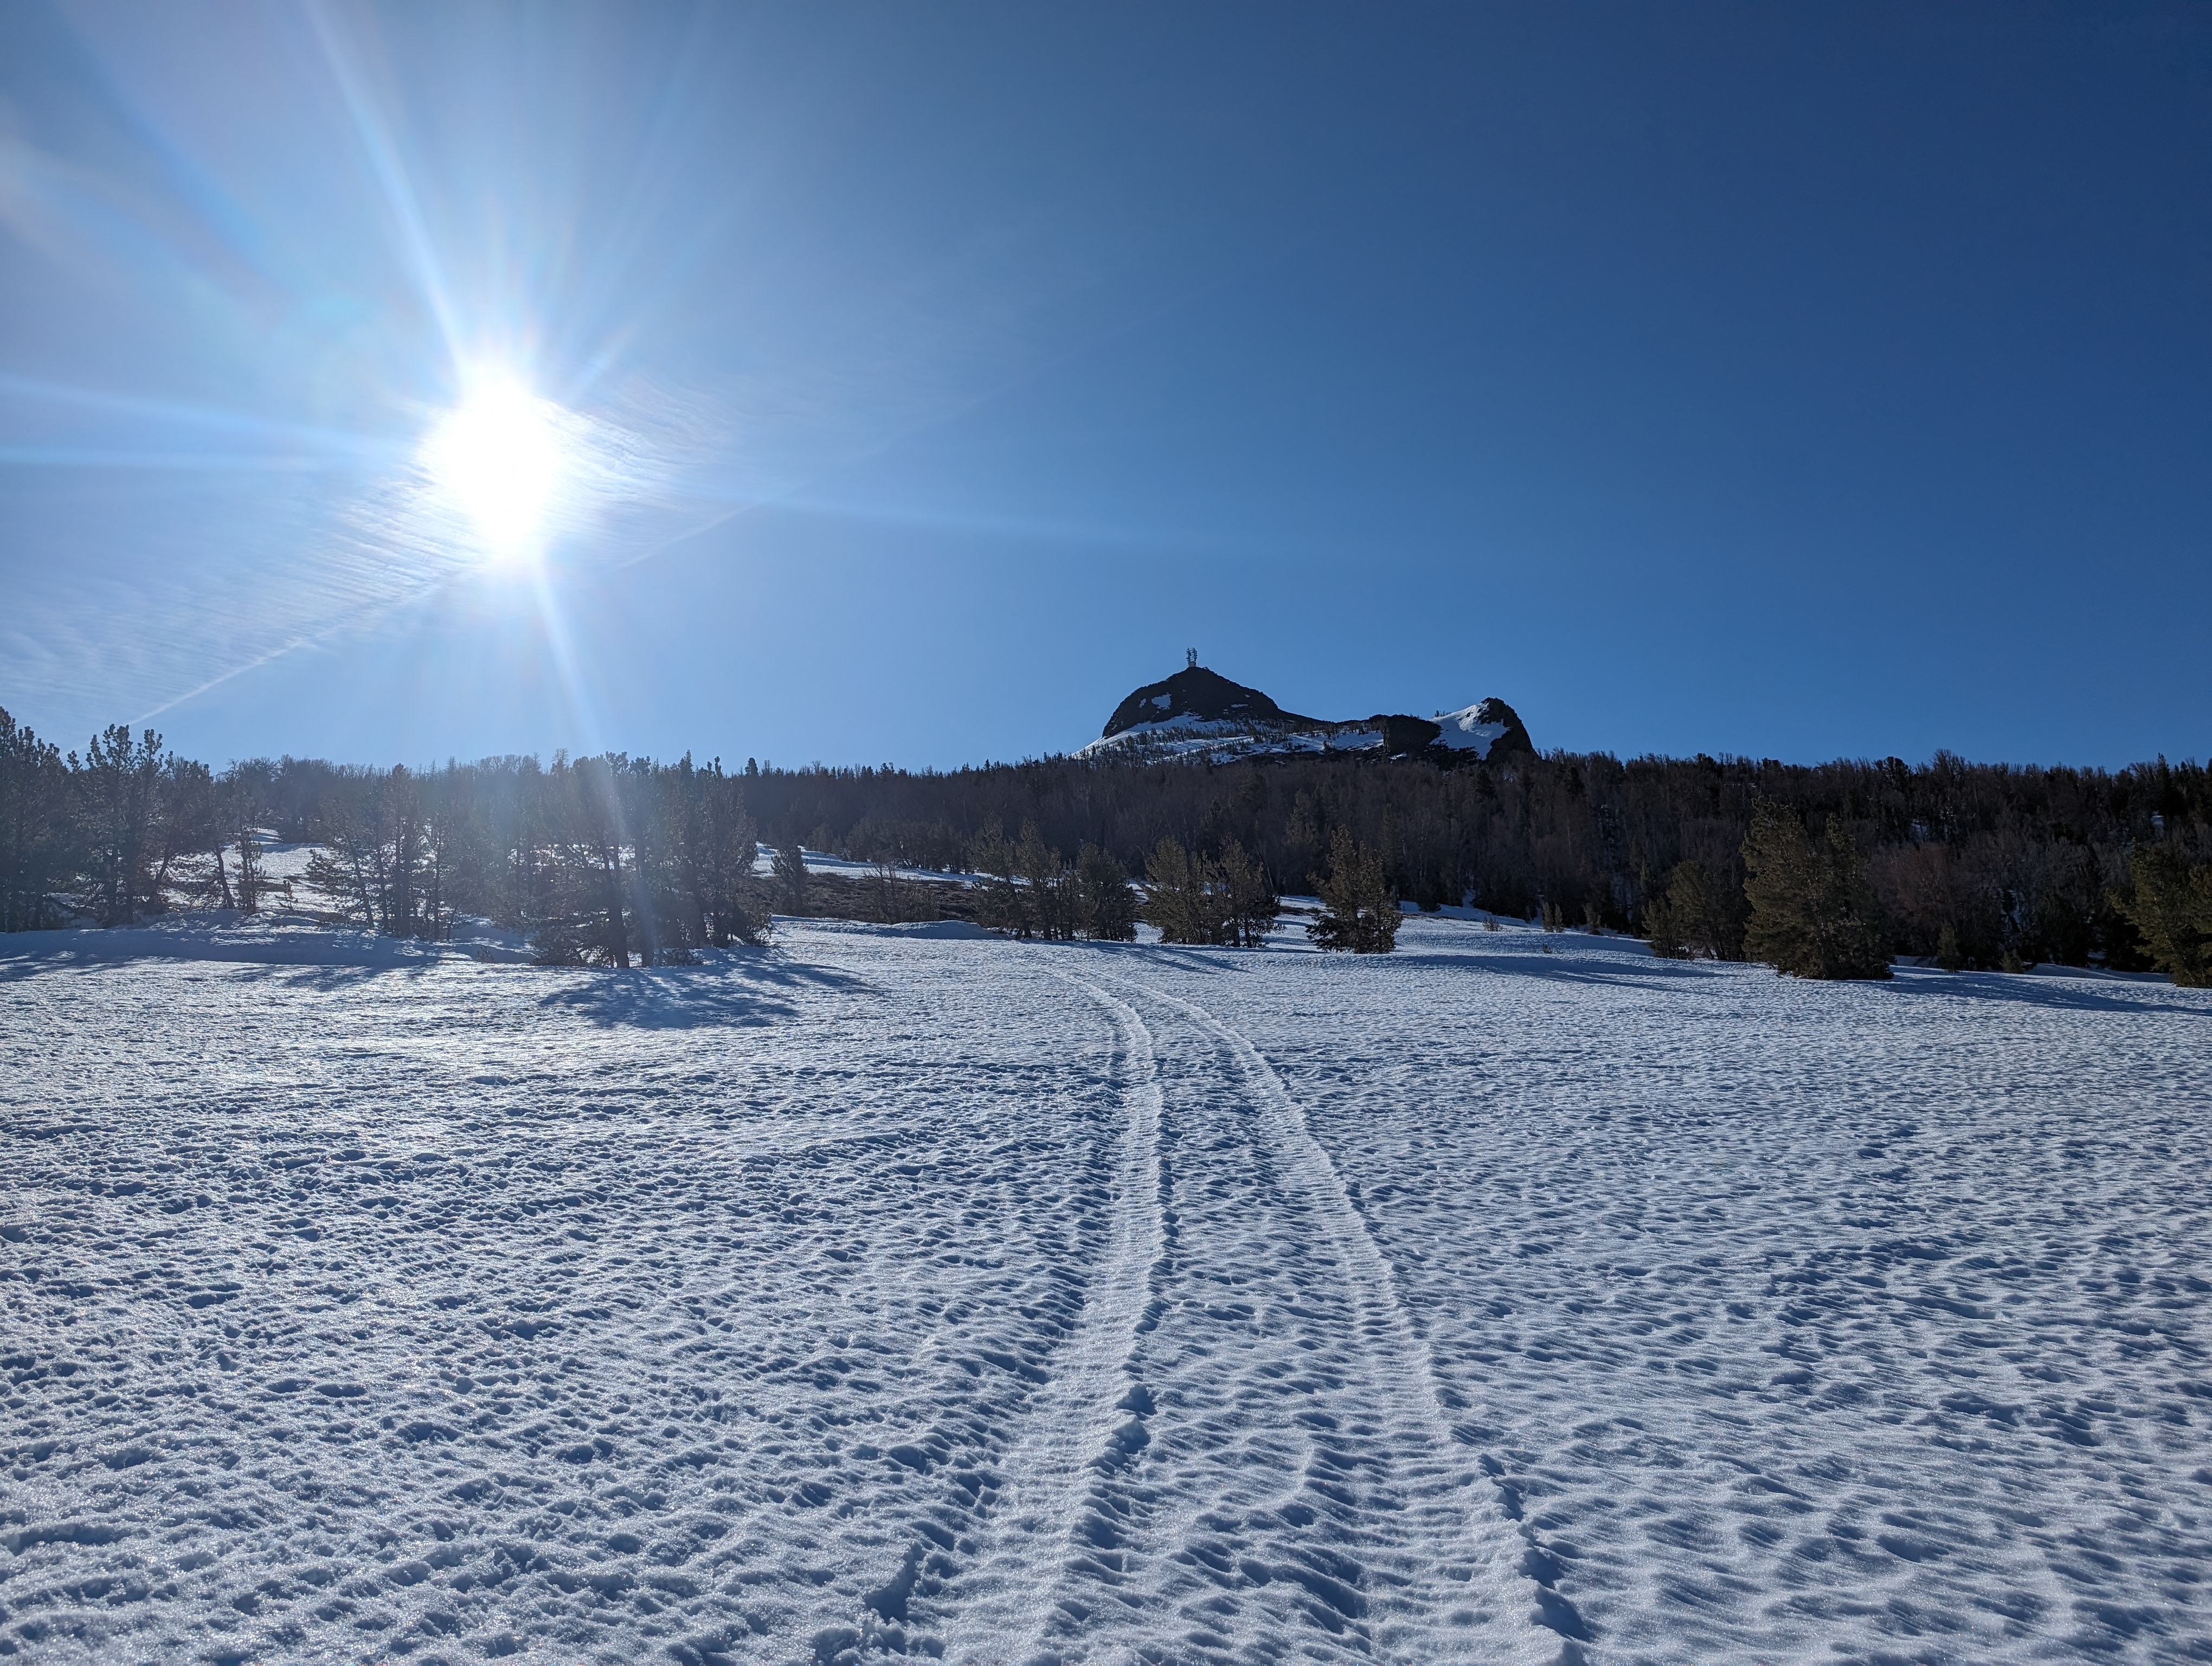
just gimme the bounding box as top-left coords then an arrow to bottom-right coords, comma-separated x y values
4,704 -> 2206,982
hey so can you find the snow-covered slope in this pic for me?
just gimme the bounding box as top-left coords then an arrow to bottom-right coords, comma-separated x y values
2,918 -> 2207,1664
1076,664 -> 1532,764
1431,696 -> 1526,754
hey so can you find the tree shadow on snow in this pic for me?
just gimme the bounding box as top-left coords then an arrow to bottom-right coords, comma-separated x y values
1389,947 -> 1700,991
254,963 -> 442,993
1883,967 -> 2201,1020
1057,940 -> 1234,977
535,952 -> 865,1030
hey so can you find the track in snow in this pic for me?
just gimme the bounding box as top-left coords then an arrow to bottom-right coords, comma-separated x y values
1032,976 -> 1556,1665
4,913 -> 2208,1666
1118,978 -> 1559,1663
935,978 -> 1165,1665
922,968 -> 1557,1665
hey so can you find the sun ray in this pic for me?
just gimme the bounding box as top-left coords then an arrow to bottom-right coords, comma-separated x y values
0,371 -> 396,458
305,0 -> 465,369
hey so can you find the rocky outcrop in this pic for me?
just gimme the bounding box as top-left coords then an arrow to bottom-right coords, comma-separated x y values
1079,665 -> 1532,765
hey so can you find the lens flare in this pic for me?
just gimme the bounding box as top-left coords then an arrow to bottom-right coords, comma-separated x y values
422,374 -> 567,560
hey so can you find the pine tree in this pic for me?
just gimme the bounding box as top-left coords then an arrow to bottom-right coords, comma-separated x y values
2121,844 -> 2212,986
1016,822 -> 1079,940
969,821 -> 1029,937
1143,838 -> 1208,944
774,843 -> 811,916
304,779 -> 385,930
1217,838 -> 1279,947
1935,920 -> 1964,971
1075,843 -> 1139,941
1741,800 -> 1891,979
1309,828 -> 1399,953
1643,861 -> 1745,960
0,709 -> 66,932
78,725 -> 169,926
661,759 -> 768,949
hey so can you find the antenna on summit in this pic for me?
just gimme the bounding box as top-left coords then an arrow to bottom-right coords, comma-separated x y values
1186,648 -> 1198,670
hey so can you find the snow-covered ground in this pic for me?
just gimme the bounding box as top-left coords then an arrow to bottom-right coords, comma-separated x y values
2,916 -> 2208,1665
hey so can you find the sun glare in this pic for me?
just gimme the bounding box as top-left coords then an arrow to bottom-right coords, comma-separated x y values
423,374 -> 567,561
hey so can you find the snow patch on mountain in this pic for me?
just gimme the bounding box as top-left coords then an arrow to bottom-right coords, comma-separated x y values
1077,665 -> 1530,764
1431,698 -> 1519,755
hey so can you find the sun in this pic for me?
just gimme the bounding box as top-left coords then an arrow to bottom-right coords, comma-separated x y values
422,373 -> 568,561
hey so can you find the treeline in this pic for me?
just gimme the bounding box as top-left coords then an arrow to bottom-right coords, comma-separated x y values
731,743 -> 2209,981
4,704 -> 2208,982
0,711 -> 766,965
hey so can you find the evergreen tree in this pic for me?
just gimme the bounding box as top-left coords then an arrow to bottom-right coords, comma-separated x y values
1741,800 -> 1890,979
969,820 -> 1028,937
304,778 -> 385,931
1643,860 -> 1746,960
205,768 -> 273,914
657,757 -> 768,951
774,843 -> 811,915
1144,838 -> 1218,944
1075,843 -> 1138,941
1309,828 -> 1399,953
2121,844 -> 2212,986
78,724 -> 169,926
0,710 -> 66,931
1935,920 -> 1965,972
1016,822 -> 1078,940
1216,838 -> 1280,947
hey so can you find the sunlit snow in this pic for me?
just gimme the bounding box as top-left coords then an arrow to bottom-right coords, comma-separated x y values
3,915 -> 2208,1663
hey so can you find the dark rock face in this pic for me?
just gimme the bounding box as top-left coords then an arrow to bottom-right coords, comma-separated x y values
1089,665 -> 1533,765
1101,666 -> 1322,740
1488,699 -> 1534,758
1360,705 -> 1532,761
1371,714 -> 1444,756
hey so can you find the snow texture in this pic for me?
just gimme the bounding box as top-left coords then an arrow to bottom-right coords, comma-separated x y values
2,915 -> 2209,1665
1073,719 -> 1382,765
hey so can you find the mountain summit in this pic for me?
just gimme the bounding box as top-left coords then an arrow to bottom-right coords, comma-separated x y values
1081,663 -> 1532,764
1101,664 -> 1324,740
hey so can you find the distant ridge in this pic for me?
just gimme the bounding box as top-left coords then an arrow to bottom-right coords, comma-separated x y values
1079,662 -> 1533,764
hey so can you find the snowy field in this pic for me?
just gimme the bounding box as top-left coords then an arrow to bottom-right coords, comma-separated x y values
2,915 -> 2209,1666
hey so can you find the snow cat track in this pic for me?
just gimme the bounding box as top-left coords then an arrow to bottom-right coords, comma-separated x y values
931,977 -> 1168,1663
966,973 -> 1559,1666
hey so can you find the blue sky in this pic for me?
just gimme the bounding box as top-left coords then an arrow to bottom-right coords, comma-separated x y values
2,3 -> 2205,770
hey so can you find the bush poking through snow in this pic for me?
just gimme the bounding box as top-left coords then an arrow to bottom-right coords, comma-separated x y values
1308,828 -> 1400,953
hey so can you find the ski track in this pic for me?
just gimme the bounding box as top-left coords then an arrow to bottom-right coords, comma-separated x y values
1110,979 -> 1557,1665
931,978 -> 1164,1666
1,914 -> 2208,1665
